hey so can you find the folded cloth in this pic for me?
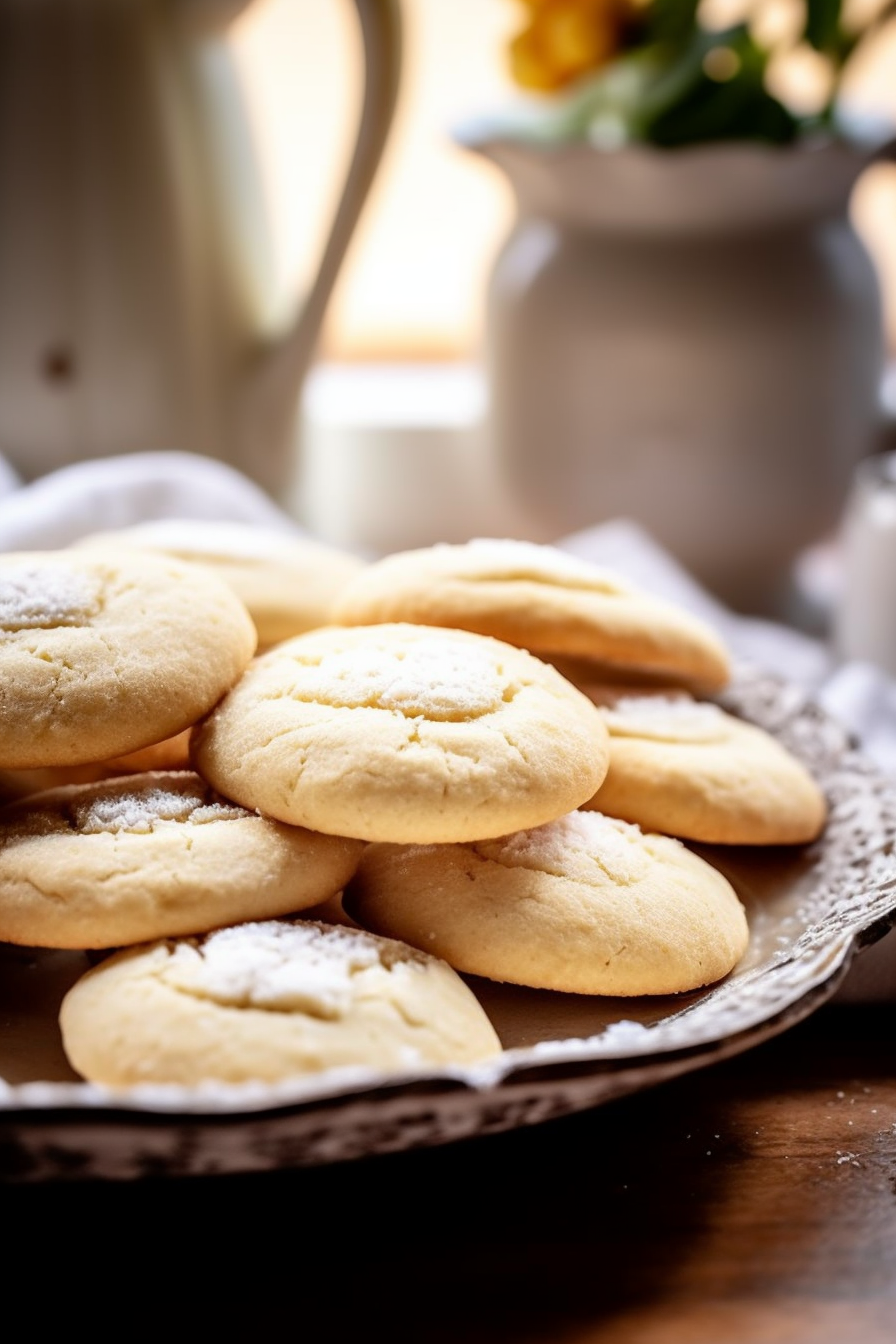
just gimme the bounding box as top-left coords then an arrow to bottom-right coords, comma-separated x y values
0,455 -> 891,997
0,451 -> 304,552
559,518 -> 834,689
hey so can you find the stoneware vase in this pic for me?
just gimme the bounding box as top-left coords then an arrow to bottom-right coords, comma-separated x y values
462,127 -> 894,613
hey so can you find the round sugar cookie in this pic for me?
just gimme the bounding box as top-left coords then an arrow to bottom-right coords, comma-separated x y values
192,623 -> 611,844
344,810 -> 749,996
0,550 -> 256,768
332,538 -> 731,691
581,688 -> 827,845
0,729 -> 195,805
0,761 -> 111,804
0,772 -> 364,949
76,518 -> 363,647
59,919 -> 503,1086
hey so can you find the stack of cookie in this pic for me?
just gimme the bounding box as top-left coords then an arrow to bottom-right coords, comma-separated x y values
74,518 -> 366,650
323,539 -> 822,993
0,534 -> 827,1090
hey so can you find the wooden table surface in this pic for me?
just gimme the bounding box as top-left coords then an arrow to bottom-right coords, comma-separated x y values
6,1002 -> 895,1337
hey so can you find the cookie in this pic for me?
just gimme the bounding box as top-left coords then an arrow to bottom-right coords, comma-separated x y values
0,772 -> 364,948
76,519 -> 363,647
581,688 -> 827,845
102,728 -> 193,775
0,550 -> 256,768
59,919 -> 503,1086
0,762 -> 111,804
192,622 -> 610,844
0,730 -> 195,806
332,538 -> 731,690
344,810 -> 749,996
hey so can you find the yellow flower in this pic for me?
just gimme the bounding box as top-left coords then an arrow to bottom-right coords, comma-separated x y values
509,0 -> 631,92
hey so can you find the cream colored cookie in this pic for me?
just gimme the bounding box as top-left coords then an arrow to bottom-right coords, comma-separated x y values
76,519 -> 363,647
0,762 -> 112,804
0,734 -> 194,811
0,730 -> 195,805
0,772 -> 364,948
192,623 -> 611,844
581,688 -> 827,845
332,538 -> 731,691
102,728 -> 194,774
345,810 -> 749,996
59,918 -> 503,1087
0,550 -> 256,768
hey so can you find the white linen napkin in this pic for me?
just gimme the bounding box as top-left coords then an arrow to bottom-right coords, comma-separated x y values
0,454 -> 892,998
0,452 -> 303,552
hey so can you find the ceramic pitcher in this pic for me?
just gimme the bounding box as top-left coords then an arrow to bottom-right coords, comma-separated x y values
463,127 -> 892,614
0,0 -> 400,499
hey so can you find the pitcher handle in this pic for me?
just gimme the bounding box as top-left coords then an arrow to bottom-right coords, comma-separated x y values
252,0 -> 401,390
242,0 -> 402,498
301,0 -> 402,348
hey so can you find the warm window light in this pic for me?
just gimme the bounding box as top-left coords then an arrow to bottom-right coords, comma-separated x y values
231,0 -> 517,361
703,45 -> 742,81
765,45 -> 836,114
843,22 -> 896,351
231,0 -> 896,360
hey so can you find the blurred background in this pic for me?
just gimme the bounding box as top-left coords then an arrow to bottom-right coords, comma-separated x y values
234,0 -> 896,361
5,0 -> 896,623
237,0 -> 896,618
233,0 -> 516,362
243,0 -> 896,579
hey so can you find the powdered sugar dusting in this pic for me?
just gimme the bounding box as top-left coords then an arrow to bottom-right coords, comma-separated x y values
294,635 -> 505,720
0,563 -> 101,631
75,783 -> 246,834
530,1017 -> 655,1057
164,920 -> 403,1017
598,692 -> 729,743
1,776 -> 247,842
475,810 -> 650,885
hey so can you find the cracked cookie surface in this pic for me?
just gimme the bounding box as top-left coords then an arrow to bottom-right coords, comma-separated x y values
192,623 -> 611,843
0,771 -> 364,948
59,918 -> 503,1086
0,550 -> 256,767
331,538 -> 731,691
344,810 -> 749,995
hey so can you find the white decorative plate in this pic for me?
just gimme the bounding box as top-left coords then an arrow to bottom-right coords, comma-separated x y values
1,666 -> 894,1181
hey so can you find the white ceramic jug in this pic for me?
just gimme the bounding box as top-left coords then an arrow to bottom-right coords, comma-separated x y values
0,0 -> 400,499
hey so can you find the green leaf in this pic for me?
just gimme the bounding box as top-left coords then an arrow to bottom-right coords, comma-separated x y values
804,0 -> 842,52
643,0 -> 701,45
606,27 -> 800,147
481,20 -> 806,149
